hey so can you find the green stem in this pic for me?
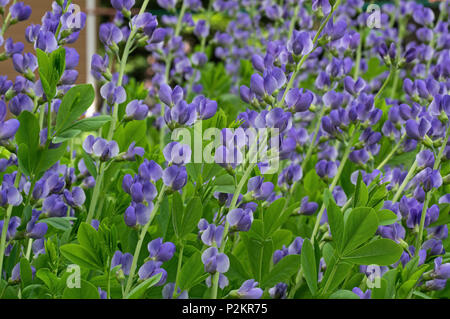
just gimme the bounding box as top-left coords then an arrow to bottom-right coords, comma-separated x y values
287,1 -> 302,40
87,0 -> 151,223
107,0 -> 151,140
353,33 -> 363,80
25,238 -> 33,260
0,0 -> 16,37
123,185 -> 167,297
426,8 -> 445,74
311,140 -> 353,244
277,0 -> 340,109
172,243 -> 184,298
391,146 -> 424,204
0,171 -> 22,279
86,163 -> 105,224
415,124 -> 450,250
301,106 -> 326,172
375,133 -> 406,170
374,67 -> 394,101
210,159 -> 258,299
389,11 -> 405,98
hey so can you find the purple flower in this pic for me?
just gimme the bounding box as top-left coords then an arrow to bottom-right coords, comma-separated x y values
288,30 -> 313,56
377,223 -> 405,243
200,222 -> 224,247
278,164 -> 303,188
4,38 -> 24,56
138,260 -> 167,285
163,142 -> 191,165
162,282 -> 189,299
11,262 -> 36,283
164,101 -> 197,128
201,247 -> 229,274
125,100 -> 148,120
247,176 -> 274,201
285,88 -> 313,112
148,238 -> 175,262
405,118 -> 430,140
122,142 -> 145,161
162,165 -> 188,190
99,23 -> 123,47
159,84 -> 184,106
42,194 -> 67,217
227,208 -> 253,232
9,93 -> 33,116
430,257 -> 450,280
83,135 -> 119,161
131,13 -> 158,37
312,0 -> 331,15
269,283 -> 288,299
138,159 -> 163,181
111,0 -> 135,11
344,76 -> 366,96
36,31 -> 58,53
63,187 -> 86,208
91,54 -> 109,80
298,197 -> 319,215
124,202 -> 153,226
352,287 -> 371,299
416,150 -> 435,169
64,47 -> 80,69
157,0 -> 176,10
315,160 -> 337,179
0,118 -> 19,142
236,279 -> 263,299
194,20 -> 209,38
10,2 -> 31,21
111,250 -> 133,275
100,82 -> 126,105
12,53 -> 37,75
192,95 -> 217,120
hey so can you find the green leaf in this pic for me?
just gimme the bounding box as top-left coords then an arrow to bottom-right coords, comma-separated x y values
17,143 -> 31,177
342,207 -> 378,254
261,254 -> 301,288
55,84 -> 95,134
19,258 -> 33,287
82,151 -> 97,178
59,115 -> 112,137
34,142 -> 68,177
301,238 -> 318,295
179,197 -> 203,239
329,290 -> 359,299
342,238 -> 403,266
213,174 -> 235,193
178,251 -> 206,290
263,198 -> 287,236
77,222 -> 101,254
171,192 -> 184,238
372,278 -> 388,299
41,217 -> 76,231
52,129 -> 82,144
125,273 -> 162,299
60,244 -> 103,270
36,48 -> 66,100
353,172 -> 368,208
36,268 -> 58,292
62,279 -> 99,299
377,209 -> 398,226
323,189 -> 344,249
16,111 -> 39,151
